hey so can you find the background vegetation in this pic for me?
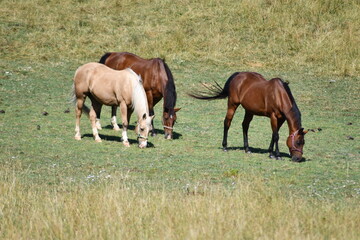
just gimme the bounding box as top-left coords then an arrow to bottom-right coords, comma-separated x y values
1,0 -> 359,239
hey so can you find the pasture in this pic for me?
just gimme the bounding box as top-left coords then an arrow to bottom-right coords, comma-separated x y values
1,0 -> 359,239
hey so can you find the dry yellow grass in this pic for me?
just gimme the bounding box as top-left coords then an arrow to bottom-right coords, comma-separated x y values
1,174 -> 359,240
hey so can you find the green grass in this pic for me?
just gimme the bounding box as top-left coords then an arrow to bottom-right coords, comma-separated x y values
1,0 -> 360,239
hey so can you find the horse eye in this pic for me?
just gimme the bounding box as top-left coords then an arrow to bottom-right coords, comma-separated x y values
140,128 -> 145,131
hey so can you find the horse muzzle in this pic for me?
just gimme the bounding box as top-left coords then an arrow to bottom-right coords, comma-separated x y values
164,133 -> 172,140
137,135 -> 148,148
138,142 -> 147,148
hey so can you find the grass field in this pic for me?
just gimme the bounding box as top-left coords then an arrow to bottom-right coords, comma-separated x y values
1,0 -> 360,239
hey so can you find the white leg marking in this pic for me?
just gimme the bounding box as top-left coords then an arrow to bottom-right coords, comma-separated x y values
92,127 -> 102,142
95,118 -> 102,130
111,116 -> 120,131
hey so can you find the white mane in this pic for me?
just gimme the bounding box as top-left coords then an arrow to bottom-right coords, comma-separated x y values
127,68 -> 149,117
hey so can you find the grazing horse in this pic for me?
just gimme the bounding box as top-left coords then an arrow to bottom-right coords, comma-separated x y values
189,72 -> 307,162
71,62 -> 154,148
98,52 -> 180,139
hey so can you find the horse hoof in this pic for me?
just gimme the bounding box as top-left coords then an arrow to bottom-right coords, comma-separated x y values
269,154 -> 275,159
223,148 -> 227,152
276,157 -> 283,160
245,150 -> 252,154
113,126 -> 120,131
74,136 -> 81,140
123,141 -> 130,147
95,138 -> 102,143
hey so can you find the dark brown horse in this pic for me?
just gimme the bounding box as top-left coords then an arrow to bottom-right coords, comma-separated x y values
98,52 -> 180,139
189,72 -> 307,162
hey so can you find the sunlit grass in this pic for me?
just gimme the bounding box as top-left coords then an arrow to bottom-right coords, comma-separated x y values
1,0 -> 359,75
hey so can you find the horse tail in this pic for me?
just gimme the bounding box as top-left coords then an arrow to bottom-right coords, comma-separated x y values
163,61 -> 177,109
99,52 -> 112,64
188,72 -> 239,100
70,83 -> 90,116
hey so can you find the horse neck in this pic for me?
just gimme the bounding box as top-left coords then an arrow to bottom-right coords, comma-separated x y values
285,104 -> 302,135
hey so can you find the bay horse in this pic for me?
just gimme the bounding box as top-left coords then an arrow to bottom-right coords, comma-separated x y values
71,62 -> 154,148
98,52 -> 180,139
189,72 -> 307,162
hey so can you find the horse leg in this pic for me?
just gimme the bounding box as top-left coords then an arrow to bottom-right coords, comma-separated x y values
274,117 -> 285,159
146,92 -> 156,136
90,100 -> 102,142
268,115 -> 284,160
222,103 -> 238,151
74,97 -> 85,140
149,107 -> 156,136
92,102 -> 103,131
120,102 -> 130,147
111,106 -> 121,131
242,111 -> 253,153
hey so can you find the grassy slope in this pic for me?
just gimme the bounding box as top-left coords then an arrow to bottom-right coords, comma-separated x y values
0,0 -> 360,239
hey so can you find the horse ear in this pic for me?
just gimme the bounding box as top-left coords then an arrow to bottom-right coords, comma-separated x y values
142,113 -> 146,120
174,108 -> 181,112
299,128 -> 308,135
151,115 -> 155,120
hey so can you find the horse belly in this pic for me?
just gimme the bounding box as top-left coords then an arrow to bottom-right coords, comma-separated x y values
241,102 -> 268,116
93,91 -> 119,106
89,81 -> 120,106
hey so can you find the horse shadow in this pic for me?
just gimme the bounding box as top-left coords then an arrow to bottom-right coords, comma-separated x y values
103,124 -> 182,140
222,146 -> 307,162
82,124 -> 155,148
152,128 -> 182,139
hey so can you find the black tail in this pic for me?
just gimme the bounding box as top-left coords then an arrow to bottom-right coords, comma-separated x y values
188,72 -> 239,100
99,52 -> 112,64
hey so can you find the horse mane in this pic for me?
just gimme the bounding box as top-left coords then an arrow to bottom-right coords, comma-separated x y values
99,52 -> 112,64
188,72 -> 239,100
127,68 -> 149,116
162,60 -> 177,112
279,79 -> 302,127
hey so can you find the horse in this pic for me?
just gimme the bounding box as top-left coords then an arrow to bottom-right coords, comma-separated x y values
98,52 -> 180,139
189,72 -> 307,162
71,62 -> 154,148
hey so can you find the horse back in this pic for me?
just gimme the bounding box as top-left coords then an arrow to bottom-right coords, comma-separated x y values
102,52 -> 166,98
229,73 -> 292,116
74,62 -> 135,106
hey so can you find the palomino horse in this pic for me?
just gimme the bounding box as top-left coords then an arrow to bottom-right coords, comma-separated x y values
189,72 -> 307,162
98,52 -> 180,139
71,62 -> 154,148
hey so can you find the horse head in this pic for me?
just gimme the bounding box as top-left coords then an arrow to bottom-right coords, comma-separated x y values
163,108 -> 180,139
136,113 -> 154,148
286,128 -> 308,162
